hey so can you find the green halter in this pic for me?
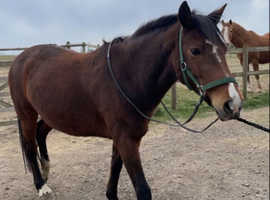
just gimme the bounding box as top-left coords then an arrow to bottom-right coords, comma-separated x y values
178,27 -> 236,94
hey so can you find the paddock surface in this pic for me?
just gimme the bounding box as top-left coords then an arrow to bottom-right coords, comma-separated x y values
0,107 -> 269,200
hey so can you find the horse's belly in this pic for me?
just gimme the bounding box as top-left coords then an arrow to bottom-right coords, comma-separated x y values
259,52 -> 270,63
28,84 -> 109,138
39,108 -> 109,138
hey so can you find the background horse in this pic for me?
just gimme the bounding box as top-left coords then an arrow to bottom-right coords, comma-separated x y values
9,2 -> 242,200
221,20 -> 270,92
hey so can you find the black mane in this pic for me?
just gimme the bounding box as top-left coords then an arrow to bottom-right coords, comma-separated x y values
132,12 -> 224,45
132,15 -> 178,37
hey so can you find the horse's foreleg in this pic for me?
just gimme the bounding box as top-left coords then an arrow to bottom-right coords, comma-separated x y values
106,144 -> 123,200
117,135 -> 151,200
252,62 -> 262,92
36,120 -> 52,182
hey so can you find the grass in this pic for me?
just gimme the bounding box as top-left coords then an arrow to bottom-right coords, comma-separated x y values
153,84 -> 269,121
0,55 -> 15,61
242,92 -> 269,110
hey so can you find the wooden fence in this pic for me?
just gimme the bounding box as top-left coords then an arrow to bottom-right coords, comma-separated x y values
0,44 -> 269,126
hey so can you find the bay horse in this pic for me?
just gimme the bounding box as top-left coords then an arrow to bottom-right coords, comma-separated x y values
9,2 -> 242,200
221,20 -> 270,92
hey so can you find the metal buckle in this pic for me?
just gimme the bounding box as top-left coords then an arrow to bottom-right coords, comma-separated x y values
197,85 -> 205,96
181,62 -> 187,71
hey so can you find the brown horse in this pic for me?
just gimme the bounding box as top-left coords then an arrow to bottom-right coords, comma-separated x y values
221,20 -> 270,92
9,2 -> 242,200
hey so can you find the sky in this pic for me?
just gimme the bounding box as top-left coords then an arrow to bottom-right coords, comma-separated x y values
0,0 -> 269,49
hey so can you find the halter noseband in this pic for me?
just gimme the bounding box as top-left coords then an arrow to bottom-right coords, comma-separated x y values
178,27 -> 236,95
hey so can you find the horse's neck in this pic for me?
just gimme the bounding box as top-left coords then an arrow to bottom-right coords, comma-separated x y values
232,24 -> 261,47
231,25 -> 249,47
118,32 -> 178,114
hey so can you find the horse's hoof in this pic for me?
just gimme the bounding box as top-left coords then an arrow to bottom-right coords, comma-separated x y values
38,184 -> 52,197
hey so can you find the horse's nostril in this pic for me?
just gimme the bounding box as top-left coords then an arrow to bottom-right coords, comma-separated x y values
223,100 -> 241,119
224,100 -> 233,114
234,111 -> 240,119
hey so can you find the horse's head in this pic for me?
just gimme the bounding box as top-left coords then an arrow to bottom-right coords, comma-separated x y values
221,20 -> 233,46
173,1 -> 243,121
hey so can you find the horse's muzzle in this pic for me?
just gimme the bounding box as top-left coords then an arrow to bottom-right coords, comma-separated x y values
218,99 -> 242,121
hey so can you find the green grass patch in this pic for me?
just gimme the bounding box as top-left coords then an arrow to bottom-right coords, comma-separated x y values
153,84 -> 269,121
243,91 -> 269,110
153,85 -> 214,121
0,55 -> 16,61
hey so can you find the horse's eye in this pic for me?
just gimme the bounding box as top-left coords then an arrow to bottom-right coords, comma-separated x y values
191,48 -> 201,56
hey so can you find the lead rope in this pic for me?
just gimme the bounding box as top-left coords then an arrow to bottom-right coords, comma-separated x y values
106,40 -> 218,133
236,117 -> 270,133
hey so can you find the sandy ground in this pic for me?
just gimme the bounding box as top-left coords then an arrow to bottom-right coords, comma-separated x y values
0,107 -> 269,200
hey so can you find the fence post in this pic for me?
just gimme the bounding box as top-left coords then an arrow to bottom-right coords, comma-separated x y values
171,84 -> 176,110
66,41 -> 71,49
82,42 -> 86,53
242,46 -> 248,99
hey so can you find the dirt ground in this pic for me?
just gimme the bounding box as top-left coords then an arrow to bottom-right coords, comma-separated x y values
0,107 -> 269,200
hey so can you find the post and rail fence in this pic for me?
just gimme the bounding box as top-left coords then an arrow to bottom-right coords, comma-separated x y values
0,43 -> 269,126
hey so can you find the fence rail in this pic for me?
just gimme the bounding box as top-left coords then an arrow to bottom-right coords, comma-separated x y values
0,42 -> 99,52
0,44 -> 269,127
230,46 -> 269,98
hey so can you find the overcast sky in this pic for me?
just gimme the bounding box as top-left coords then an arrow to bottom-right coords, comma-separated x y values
0,0 -> 269,49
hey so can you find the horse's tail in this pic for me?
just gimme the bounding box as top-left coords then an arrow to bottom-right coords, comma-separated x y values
17,119 -> 28,173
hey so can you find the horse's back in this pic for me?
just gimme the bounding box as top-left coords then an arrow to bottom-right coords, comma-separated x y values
241,34 -> 270,64
9,45 -> 70,83
262,33 -> 270,38
258,34 -> 270,63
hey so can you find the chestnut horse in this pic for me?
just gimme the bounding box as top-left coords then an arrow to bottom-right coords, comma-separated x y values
9,2 -> 242,200
221,20 -> 270,92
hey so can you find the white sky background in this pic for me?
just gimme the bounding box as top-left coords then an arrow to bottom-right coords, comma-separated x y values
0,0 -> 269,48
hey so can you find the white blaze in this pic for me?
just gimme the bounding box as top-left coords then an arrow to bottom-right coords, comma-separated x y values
228,83 -> 242,110
223,27 -> 231,45
205,40 -> 222,63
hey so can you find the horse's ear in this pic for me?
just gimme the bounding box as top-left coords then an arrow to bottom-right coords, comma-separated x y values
208,3 -> 227,25
221,20 -> 225,25
229,19 -> 232,25
178,1 -> 194,29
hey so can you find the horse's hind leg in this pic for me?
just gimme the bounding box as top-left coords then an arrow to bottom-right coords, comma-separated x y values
106,143 -> 123,200
252,62 -> 262,92
36,120 -> 52,182
18,118 -> 52,197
